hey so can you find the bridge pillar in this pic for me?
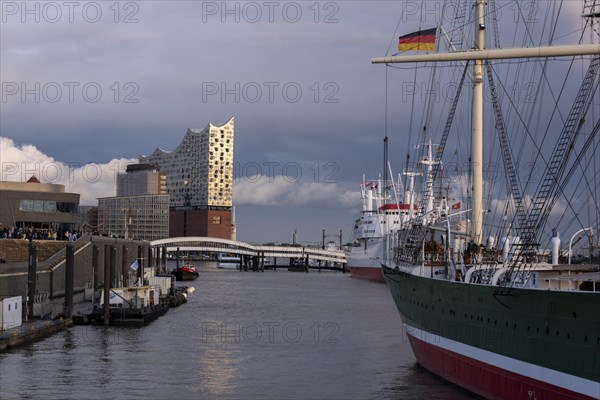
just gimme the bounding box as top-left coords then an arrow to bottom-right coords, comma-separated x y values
259,251 -> 264,272
161,246 -> 167,271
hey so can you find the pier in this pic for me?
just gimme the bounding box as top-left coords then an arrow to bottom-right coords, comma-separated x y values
0,318 -> 73,352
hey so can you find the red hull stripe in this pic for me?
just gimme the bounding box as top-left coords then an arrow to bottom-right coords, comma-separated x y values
348,266 -> 385,283
405,324 -> 599,399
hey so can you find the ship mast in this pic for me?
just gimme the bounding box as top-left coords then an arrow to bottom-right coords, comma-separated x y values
471,0 -> 485,244
372,2 -> 600,246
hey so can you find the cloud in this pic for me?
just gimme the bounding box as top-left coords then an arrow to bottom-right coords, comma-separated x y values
0,137 -> 361,210
0,136 -> 135,205
233,175 -> 360,208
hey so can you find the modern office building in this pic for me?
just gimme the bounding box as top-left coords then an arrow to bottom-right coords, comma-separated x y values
117,163 -> 166,197
98,164 -> 169,240
139,117 -> 234,239
0,176 -> 80,234
97,194 -> 170,240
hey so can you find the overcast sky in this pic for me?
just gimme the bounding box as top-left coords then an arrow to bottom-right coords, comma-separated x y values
0,1 -> 592,244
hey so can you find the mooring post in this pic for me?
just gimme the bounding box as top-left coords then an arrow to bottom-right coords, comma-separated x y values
65,243 -> 74,318
26,239 -> 37,320
155,246 -> 161,270
147,245 -> 153,269
122,245 -> 129,287
110,246 -> 117,287
137,245 -> 143,284
92,245 -> 99,292
103,245 -> 110,325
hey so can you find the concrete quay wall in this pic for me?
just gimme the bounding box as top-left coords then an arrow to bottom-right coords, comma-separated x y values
0,237 -> 152,301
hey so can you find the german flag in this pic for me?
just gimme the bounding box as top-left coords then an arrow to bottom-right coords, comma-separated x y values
398,27 -> 437,51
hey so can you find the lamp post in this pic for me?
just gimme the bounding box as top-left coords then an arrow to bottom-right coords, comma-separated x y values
568,227 -> 594,264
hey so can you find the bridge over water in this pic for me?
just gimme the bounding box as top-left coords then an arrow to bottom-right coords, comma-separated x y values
149,237 -> 347,271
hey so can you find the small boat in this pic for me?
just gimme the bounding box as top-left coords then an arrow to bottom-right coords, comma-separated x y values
171,264 -> 199,281
75,285 -> 169,326
217,254 -> 240,269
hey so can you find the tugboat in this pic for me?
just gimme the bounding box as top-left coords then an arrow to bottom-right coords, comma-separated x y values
171,263 -> 199,281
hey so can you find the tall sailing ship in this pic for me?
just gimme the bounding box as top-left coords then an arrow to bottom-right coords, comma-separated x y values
373,1 -> 600,399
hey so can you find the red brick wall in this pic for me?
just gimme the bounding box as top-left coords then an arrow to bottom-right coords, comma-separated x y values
169,209 -> 231,239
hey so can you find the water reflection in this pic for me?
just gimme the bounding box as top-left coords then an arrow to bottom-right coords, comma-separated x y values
58,328 -> 75,387
378,364 -> 479,400
97,327 -> 114,386
188,345 -> 239,397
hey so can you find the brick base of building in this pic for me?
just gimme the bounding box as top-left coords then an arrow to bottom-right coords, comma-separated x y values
169,208 -> 232,239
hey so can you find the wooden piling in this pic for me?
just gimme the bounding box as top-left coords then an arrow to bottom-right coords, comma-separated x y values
122,245 -> 129,287
110,246 -> 117,287
103,245 -> 110,325
92,245 -> 99,292
26,240 -> 37,320
64,244 -> 74,318
137,245 -> 143,284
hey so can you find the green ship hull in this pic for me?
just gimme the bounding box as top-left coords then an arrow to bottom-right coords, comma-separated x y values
383,265 -> 600,399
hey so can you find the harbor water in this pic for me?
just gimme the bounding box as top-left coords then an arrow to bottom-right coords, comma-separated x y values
0,263 -> 476,399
